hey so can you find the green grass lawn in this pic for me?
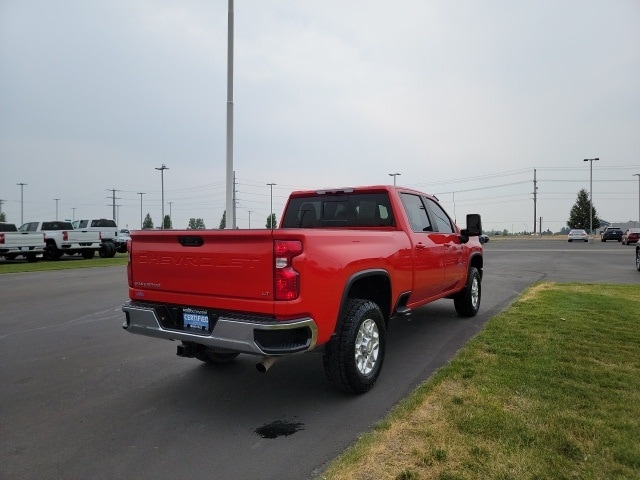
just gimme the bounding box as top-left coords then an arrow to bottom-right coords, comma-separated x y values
0,253 -> 128,273
319,283 -> 640,480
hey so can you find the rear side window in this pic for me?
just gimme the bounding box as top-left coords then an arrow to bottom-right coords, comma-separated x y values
400,193 -> 432,232
91,219 -> 117,228
42,222 -> 73,230
281,193 -> 395,228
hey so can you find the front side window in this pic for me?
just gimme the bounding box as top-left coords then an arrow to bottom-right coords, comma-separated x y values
425,198 -> 454,233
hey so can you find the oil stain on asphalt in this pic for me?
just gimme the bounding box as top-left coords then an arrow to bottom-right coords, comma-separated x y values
255,419 -> 305,439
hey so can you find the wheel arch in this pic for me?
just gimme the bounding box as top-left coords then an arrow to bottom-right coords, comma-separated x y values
339,269 -> 392,322
469,252 -> 483,278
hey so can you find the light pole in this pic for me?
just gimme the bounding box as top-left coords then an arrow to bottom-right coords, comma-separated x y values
267,183 -> 276,229
168,201 -> 173,228
155,164 -> 169,229
16,183 -> 27,225
248,210 -> 252,229
583,157 -> 599,238
54,198 -> 60,220
634,174 -> 640,226
137,192 -> 145,229
388,173 -> 401,186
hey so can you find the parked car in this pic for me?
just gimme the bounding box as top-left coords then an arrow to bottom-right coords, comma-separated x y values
567,229 -> 588,242
621,228 -> 640,245
601,226 -> 623,242
479,234 -> 489,244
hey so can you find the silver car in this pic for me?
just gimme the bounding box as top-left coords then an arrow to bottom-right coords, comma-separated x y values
568,229 -> 588,242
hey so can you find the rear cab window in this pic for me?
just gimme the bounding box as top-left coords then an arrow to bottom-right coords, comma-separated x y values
281,192 -> 395,228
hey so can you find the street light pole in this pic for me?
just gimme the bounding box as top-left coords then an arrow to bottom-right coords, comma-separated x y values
388,173 -> 401,186
16,183 -> 27,225
155,164 -> 169,229
634,174 -> 640,226
583,157 -> 599,238
54,198 -> 60,220
267,183 -> 276,229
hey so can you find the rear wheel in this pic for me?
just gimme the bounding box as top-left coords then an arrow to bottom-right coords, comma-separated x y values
323,299 -> 385,394
99,242 -> 116,258
454,266 -> 481,317
44,243 -> 62,260
81,249 -> 95,259
636,248 -> 640,271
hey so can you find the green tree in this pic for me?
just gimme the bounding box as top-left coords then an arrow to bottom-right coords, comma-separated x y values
266,213 -> 277,229
0,211 -> 6,222
188,218 -> 206,229
219,211 -> 226,229
567,188 -> 601,233
163,215 -> 172,229
142,213 -> 154,229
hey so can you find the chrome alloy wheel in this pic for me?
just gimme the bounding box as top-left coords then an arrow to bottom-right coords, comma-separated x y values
470,275 -> 480,308
354,318 -> 380,376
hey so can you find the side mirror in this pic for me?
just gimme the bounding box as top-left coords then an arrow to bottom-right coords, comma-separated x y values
463,214 -> 482,236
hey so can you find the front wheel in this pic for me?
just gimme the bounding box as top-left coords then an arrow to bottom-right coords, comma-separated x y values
636,248 -> 640,272
454,266 -> 481,317
323,299 -> 386,394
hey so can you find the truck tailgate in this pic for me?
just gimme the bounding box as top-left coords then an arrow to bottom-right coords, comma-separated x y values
129,229 -> 275,306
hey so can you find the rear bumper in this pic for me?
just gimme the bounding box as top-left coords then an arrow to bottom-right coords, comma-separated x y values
122,301 -> 318,356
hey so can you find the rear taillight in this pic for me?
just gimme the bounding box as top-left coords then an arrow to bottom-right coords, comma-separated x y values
274,240 -> 302,300
62,231 -> 69,241
0,233 -> 4,244
127,240 -> 133,287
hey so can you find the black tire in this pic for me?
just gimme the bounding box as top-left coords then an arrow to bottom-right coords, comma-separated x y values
323,299 -> 386,394
99,242 -> 116,258
5,254 -> 17,260
116,243 -> 127,254
454,266 -> 481,317
195,347 -> 240,364
26,253 -> 38,263
81,249 -> 95,259
44,243 -> 62,260
636,248 -> 640,272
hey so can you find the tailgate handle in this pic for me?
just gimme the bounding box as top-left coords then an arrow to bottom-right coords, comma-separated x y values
178,236 -> 204,247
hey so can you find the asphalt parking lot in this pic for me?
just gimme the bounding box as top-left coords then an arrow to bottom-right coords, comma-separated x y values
0,238 -> 637,480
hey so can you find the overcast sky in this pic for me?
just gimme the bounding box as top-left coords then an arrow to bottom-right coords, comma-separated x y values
1,1 -> 639,232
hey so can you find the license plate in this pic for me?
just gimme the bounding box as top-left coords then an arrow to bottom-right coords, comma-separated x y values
183,308 -> 209,331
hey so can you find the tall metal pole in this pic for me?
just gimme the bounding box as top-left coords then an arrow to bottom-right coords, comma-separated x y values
155,164 -> 168,229
54,198 -> 60,220
633,174 -> 640,226
583,158 -> 599,237
267,183 -> 276,229
137,192 -> 145,229
532,168 -> 538,235
17,183 -> 26,225
225,0 -> 235,229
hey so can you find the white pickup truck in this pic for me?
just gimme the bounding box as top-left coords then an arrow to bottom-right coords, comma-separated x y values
19,221 -> 102,260
71,218 -> 127,256
0,222 -> 46,262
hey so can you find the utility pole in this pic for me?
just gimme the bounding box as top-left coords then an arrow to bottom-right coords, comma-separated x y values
107,189 -> 121,220
532,169 -> 538,235
583,158 -> 599,237
54,198 -> 60,220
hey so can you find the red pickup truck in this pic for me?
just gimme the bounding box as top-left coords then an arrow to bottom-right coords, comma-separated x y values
122,185 -> 483,393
